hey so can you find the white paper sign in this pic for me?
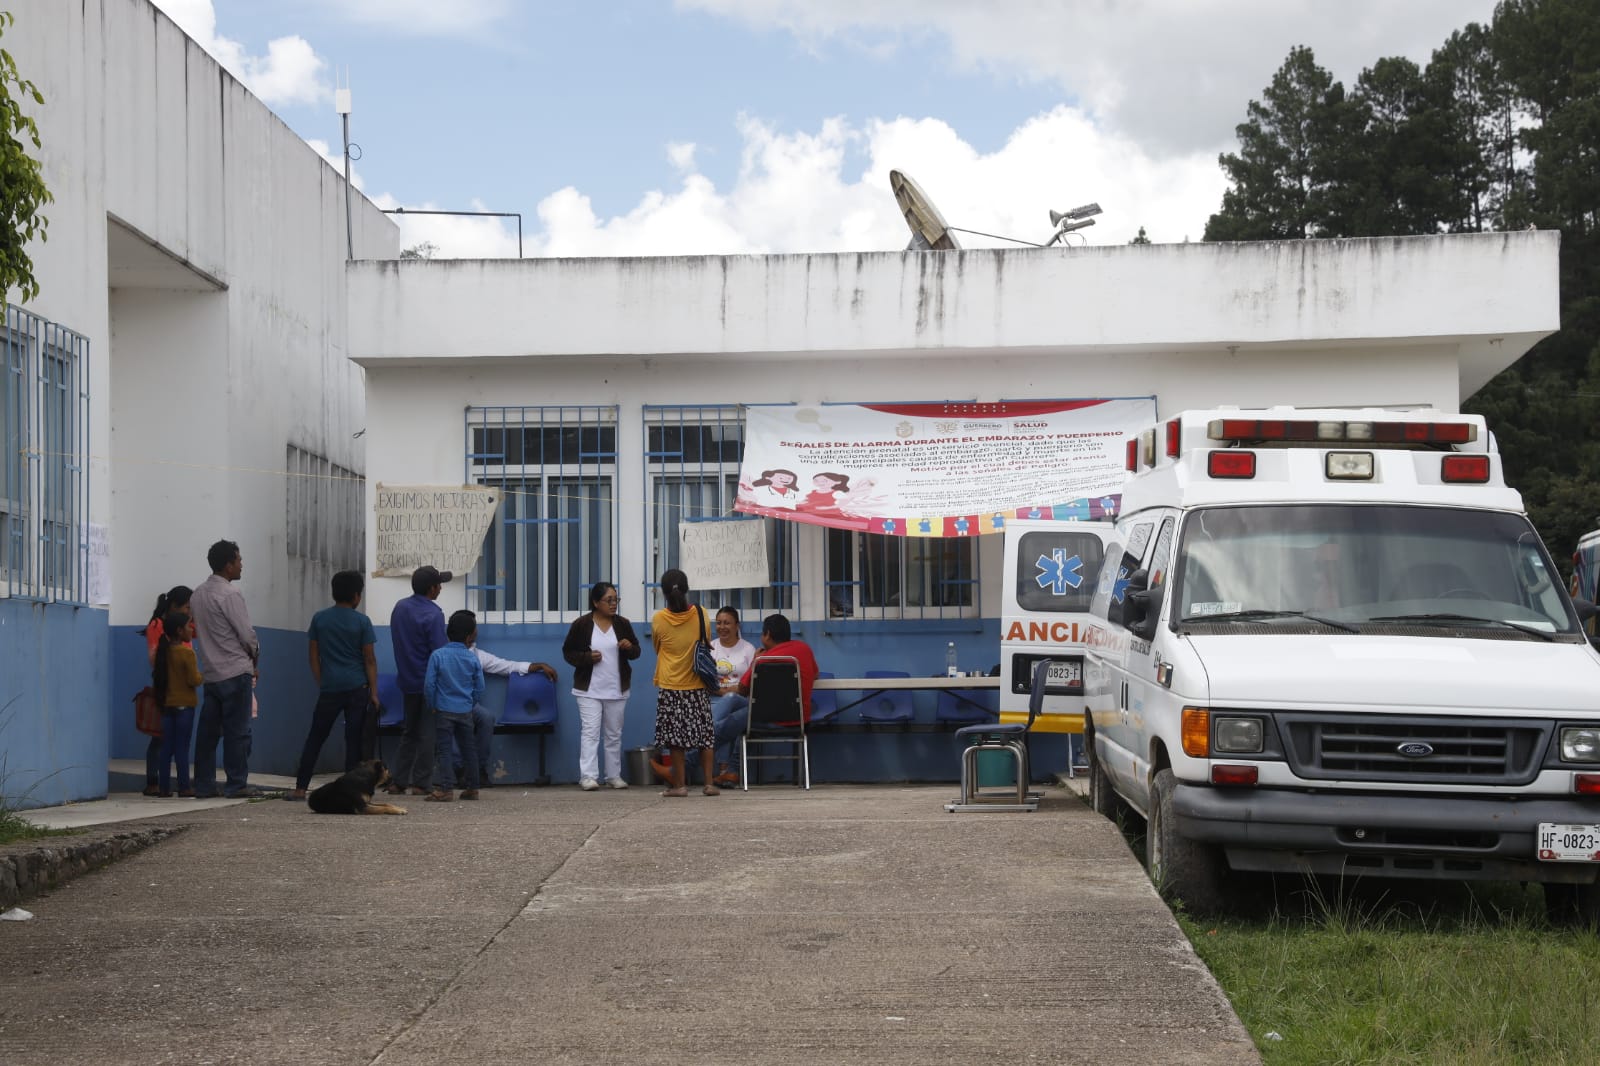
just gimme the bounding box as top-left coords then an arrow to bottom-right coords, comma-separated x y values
679,519 -> 770,591
372,484 -> 501,578
85,522 -> 111,605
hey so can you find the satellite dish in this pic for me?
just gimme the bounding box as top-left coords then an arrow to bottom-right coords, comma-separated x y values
889,170 -> 960,251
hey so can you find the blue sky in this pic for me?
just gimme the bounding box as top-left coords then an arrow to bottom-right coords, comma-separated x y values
156,0 -> 1499,258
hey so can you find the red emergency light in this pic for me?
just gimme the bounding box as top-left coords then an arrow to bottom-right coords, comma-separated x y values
1165,418 -> 1181,458
1575,774 -> 1600,795
1126,439 -> 1139,472
1207,451 -> 1256,479
1208,418 -> 1478,447
1441,455 -> 1491,483
1211,764 -> 1259,787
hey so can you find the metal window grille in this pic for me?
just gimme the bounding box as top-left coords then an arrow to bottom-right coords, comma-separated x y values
825,529 -> 978,621
467,405 -> 617,621
643,405 -> 796,615
2,306 -> 90,603
286,444 -> 364,569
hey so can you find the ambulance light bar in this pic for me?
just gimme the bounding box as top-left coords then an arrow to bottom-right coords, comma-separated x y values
1207,418 -> 1476,446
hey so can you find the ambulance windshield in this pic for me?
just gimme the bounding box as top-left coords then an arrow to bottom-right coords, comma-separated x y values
1176,505 -> 1579,637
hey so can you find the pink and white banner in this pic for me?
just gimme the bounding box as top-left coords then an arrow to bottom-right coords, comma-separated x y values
734,399 -> 1154,536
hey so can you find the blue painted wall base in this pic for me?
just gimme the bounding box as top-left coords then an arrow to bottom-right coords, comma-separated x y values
0,599 -> 109,809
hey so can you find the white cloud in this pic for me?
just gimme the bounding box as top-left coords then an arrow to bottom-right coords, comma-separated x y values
151,0 -> 327,107
318,0 -> 515,36
678,0 -> 1500,154
484,107 -> 1224,260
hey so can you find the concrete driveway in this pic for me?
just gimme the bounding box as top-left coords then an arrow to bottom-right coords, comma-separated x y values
0,784 -> 1258,1065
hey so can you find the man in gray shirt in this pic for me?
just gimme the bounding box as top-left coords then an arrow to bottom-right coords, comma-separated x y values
190,539 -> 261,798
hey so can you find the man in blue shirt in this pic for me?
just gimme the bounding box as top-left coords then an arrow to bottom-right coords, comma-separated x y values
388,565 -> 451,794
290,570 -> 379,800
424,609 -> 486,801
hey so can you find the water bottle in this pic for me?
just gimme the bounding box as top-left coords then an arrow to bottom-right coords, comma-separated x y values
946,642 -> 959,677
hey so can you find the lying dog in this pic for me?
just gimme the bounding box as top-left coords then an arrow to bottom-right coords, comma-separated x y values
307,760 -> 408,815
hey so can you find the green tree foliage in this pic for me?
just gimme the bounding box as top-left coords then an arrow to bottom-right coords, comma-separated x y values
1204,0 -> 1600,562
0,11 -> 50,308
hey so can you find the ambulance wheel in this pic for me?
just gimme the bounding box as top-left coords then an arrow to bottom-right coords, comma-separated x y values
1147,768 -> 1228,915
1088,753 -> 1126,821
1544,881 -> 1600,928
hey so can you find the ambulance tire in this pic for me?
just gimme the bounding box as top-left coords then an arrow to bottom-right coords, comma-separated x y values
1544,881 -> 1600,929
1147,768 -> 1228,915
1088,752 -> 1127,822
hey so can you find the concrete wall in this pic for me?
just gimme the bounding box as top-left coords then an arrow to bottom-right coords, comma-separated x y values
1,0 -> 398,805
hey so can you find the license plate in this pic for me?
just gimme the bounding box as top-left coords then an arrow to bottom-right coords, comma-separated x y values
1047,661 -> 1081,685
1537,823 -> 1600,862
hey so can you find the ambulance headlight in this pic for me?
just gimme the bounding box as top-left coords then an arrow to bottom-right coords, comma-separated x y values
1214,716 -> 1265,754
1560,727 -> 1600,763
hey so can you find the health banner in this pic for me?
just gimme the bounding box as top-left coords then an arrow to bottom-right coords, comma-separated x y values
734,399 -> 1154,536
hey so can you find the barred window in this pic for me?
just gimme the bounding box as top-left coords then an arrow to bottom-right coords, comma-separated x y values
286,444 -> 364,569
468,406 -> 617,621
825,530 -> 979,620
644,405 -> 795,615
3,306 -> 90,602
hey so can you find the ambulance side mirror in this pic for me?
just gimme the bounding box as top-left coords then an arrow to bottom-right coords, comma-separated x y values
1126,569 -> 1163,640
1574,599 -> 1598,623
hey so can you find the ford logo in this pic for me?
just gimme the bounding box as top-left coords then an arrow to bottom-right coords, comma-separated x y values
1397,742 -> 1434,758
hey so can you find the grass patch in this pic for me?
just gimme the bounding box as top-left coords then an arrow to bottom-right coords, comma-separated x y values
0,809 -> 72,846
1084,788 -> 1600,1063
1181,880 -> 1600,1064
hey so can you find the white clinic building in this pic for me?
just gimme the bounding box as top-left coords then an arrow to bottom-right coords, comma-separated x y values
0,0 -> 1563,802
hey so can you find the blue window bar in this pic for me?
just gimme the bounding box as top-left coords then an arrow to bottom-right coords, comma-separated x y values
465,405 -> 618,622
3,305 -> 90,604
642,404 -> 795,615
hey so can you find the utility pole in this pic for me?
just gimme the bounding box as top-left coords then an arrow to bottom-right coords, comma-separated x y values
336,76 -> 353,262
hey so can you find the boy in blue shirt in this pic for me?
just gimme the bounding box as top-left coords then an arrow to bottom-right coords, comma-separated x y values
424,609 -> 486,801
290,570 -> 379,801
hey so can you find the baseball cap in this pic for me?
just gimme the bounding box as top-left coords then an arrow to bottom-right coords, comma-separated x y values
411,565 -> 454,593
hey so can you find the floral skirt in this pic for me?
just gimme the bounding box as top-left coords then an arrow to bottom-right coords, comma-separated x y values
654,687 -> 714,749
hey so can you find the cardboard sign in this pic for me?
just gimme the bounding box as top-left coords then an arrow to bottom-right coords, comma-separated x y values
372,484 -> 500,578
679,518 -> 770,591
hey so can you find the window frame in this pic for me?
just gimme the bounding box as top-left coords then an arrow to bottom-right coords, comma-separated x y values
466,405 -> 619,623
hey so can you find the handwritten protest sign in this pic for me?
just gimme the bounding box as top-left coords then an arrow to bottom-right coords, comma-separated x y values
372,484 -> 500,578
679,519 -> 770,590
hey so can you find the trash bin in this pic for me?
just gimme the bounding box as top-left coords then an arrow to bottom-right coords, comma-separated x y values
626,746 -> 661,786
977,747 -> 1018,788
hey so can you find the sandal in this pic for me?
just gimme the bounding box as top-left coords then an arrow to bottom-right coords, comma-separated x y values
424,790 -> 454,802
702,784 -> 721,796
660,787 -> 688,797
713,771 -> 739,787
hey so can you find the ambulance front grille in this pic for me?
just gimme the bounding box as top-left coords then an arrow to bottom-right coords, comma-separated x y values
1277,714 -> 1549,786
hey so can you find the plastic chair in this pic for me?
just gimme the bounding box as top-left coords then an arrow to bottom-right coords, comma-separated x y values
935,687 -> 997,725
373,673 -> 404,764
945,658 -> 1050,813
809,671 -> 842,727
740,656 -> 810,790
860,669 -> 914,724
500,671 -> 558,786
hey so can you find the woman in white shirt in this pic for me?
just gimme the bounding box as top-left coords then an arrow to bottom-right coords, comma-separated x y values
560,582 -> 641,790
708,605 -> 756,786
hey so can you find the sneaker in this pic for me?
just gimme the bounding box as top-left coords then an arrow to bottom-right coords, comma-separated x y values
606,777 -> 629,790
579,777 -> 600,791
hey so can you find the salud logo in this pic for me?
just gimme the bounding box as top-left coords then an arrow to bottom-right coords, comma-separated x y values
1397,742 -> 1434,758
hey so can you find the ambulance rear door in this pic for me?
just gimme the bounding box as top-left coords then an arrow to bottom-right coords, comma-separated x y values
999,519 -> 1115,732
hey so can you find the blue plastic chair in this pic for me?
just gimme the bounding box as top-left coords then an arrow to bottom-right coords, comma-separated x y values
860,669 -> 914,724
374,673 -> 404,764
935,687 -> 997,725
810,671 -> 842,727
500,671 -> 558,786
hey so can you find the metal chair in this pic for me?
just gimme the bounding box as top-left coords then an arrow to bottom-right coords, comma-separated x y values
740,656 -> 810,790
944,658 -> 1050,813
500,671 -> 558,786
860,669 -> 914,724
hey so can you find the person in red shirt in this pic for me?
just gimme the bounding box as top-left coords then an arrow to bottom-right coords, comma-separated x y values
712,614 -> 819,785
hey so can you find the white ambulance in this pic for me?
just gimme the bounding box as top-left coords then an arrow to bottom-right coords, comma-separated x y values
1056,407 -> 1600,917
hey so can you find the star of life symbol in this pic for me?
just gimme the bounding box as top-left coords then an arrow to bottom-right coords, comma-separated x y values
1034,549 -> 1085,596
1111,566 -> 1132,603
